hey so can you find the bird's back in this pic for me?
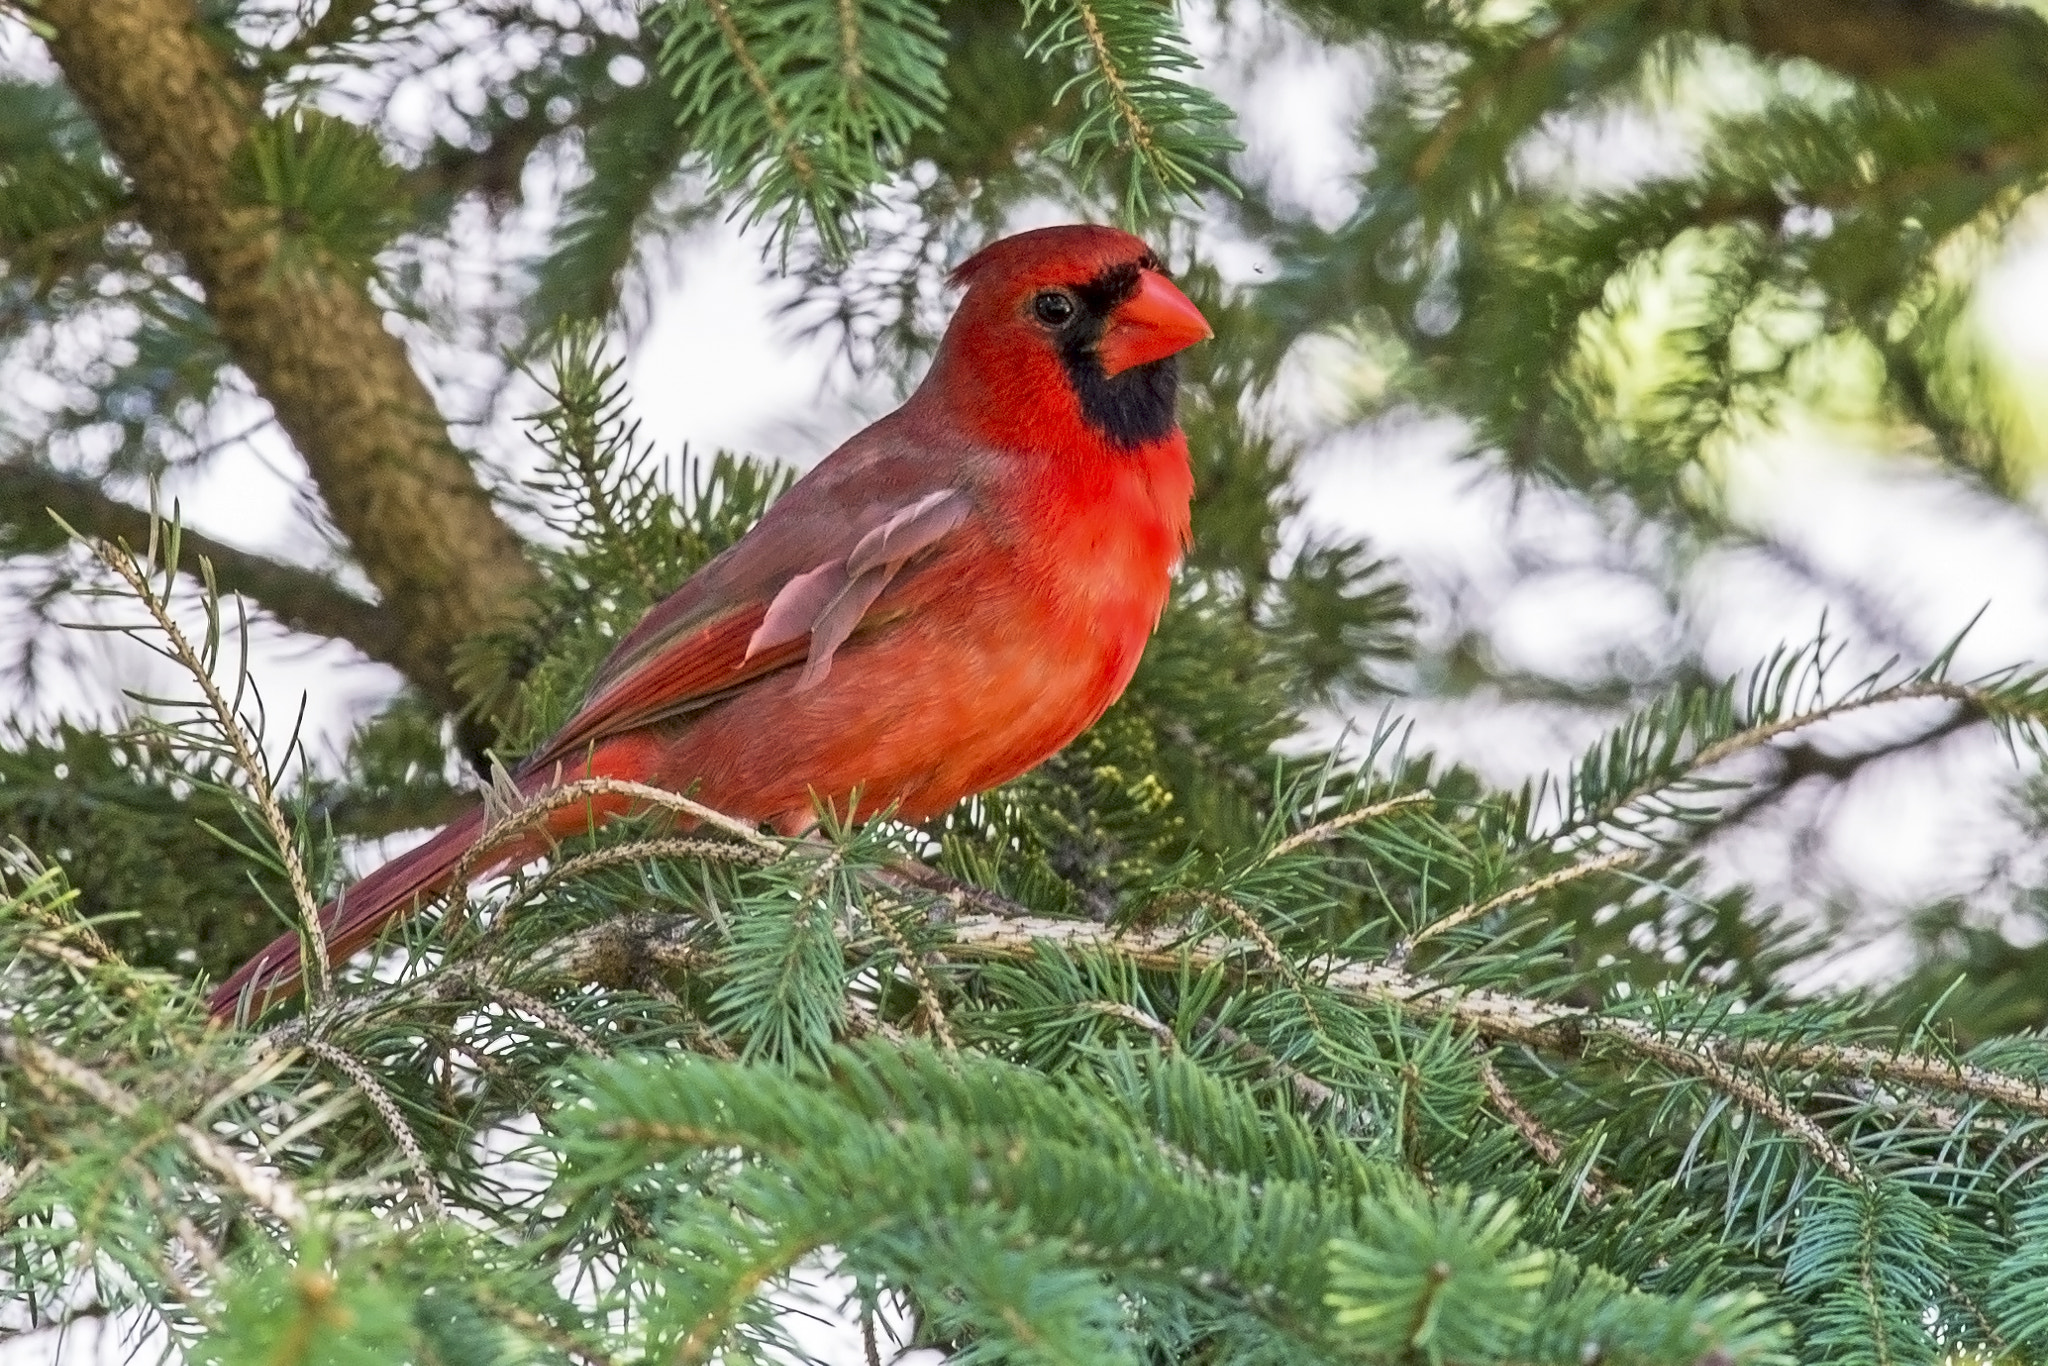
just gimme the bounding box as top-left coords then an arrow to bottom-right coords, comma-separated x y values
606,404 -> 1192,829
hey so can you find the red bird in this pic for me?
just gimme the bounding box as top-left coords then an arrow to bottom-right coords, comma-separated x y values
210,224 -> 1211,1018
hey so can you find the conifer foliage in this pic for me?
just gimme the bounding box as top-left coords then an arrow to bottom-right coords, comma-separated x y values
8,1 -> 2048,1364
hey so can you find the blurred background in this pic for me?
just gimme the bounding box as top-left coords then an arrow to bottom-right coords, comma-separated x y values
9,4 -> 2048,1322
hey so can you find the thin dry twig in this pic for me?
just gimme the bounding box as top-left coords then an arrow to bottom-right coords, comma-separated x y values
961,911 -> 2048,1123
1,1035 -> 307,1225
90,538 -> 330,1003
881,859 -> 1044,924
1478,1057 -> 1606,1205
1086,1000 -> 1178,1050
444,777 -> 784,926
1398,850 -> 1641,960
480,979 -> 608,1056
1264,790 -> 1435,863
300,1037 -> 446,1219
867,898 -> 956,1053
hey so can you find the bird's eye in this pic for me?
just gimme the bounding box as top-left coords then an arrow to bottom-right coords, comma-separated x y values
1032,290 -> 1076,326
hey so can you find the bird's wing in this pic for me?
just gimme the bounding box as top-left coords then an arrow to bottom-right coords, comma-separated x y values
523,433 -> 975,774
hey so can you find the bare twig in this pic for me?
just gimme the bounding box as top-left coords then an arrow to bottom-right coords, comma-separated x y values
300,1038 -> 446,1219
1398,850 -> 1641,960
1264,790 -> 1435,863
90,537 -> 330,1004
867,899 -> 955,1053
1086,1000 -> 1178,1050
1,1035 -> 307,1225
1478,1057 -> 1606,1205
844,995 -> 908,1043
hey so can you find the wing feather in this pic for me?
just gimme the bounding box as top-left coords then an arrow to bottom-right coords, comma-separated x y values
846,489 -> 973,578
797,564 -> 896,691
520,465 -> 976,773
747,562 -> 846,659
525,609 -> 800,773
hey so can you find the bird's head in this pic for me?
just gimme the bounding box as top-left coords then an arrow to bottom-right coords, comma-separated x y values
925,224 -> 1213,452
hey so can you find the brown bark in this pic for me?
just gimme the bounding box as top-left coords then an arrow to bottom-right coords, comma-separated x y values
29,0 -> 539,713
0,461 -> 407,675
1732,0 -> 2038,82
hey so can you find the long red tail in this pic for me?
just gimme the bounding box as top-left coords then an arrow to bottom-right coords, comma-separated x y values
207,801 -> 509,1020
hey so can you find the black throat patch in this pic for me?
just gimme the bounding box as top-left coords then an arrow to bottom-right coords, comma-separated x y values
1056,261 -> 1181,450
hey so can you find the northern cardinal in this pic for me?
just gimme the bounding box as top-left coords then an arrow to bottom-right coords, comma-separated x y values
210,224 -> 1211,1018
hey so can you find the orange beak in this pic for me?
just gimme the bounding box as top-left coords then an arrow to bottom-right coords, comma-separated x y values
1098,269 -> 1213,377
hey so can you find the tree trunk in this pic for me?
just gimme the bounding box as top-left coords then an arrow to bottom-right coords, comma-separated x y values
32,0 -> 540,711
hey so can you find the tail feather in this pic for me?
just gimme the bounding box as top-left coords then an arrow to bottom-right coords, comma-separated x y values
208,746 -> 670,1021
207,803 -> 500,1020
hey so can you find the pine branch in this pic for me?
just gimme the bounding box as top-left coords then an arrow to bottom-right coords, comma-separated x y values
656,0 -> 948,254
1024,0 -> 1240,216
306,829 -> 2048,1176
0,461 -> 410,681
1725,0 -> 2048,84
0,1033 -> 308,1226
1545,631 -> 2038,847
84,532 -> 332,1004
944,915 -> 2048,1134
